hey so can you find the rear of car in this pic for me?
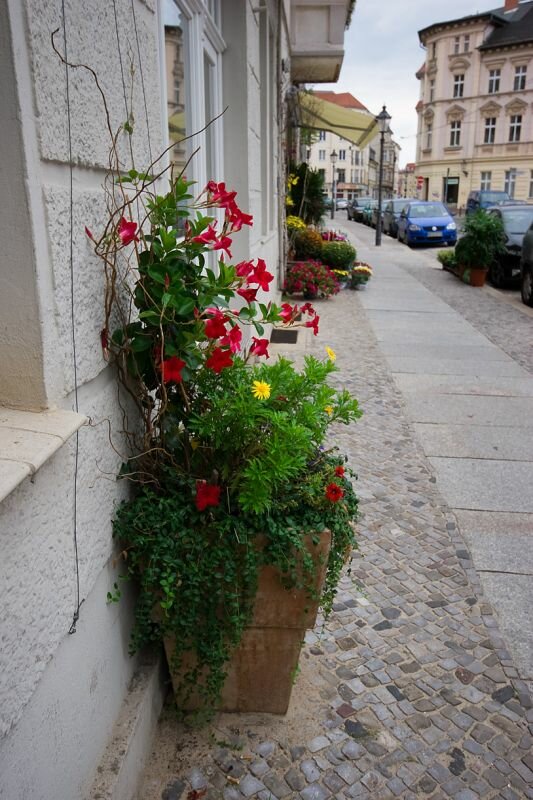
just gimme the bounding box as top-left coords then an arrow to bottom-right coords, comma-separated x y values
347,197 -> 372,221
487,205 -> 533,288
383,198 -> 414,237
466,190 -> 511,215
397,202 -> 457,246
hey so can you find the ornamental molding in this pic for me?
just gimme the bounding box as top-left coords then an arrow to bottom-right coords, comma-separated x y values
449,56 -> 471,73
482,57 -> 506,69
510,54 -> 532,66
505,98 -> 528,115
446,103 -> 466,122
479,101 -> 502,117
423,107 -> 435,122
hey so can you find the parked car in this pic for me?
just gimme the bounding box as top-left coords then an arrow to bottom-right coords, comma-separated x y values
336,198 -> 348,210
396,201 -> 457,246
347,197 -> 372,221
362,199 -> 378,226
466,189 -> 511,215
370,205 -> 384,230
486,205 -> 533,288
521,220 -> 533,306
383,198 -> 416,237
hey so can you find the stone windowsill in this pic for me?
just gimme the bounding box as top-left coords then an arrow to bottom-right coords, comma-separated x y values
0,408 -> 87,503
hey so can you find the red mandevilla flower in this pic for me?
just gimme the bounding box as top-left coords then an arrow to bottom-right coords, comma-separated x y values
237,287 -> 258,304
335,466 -> 345,477
195,481 -> 221,511
250,337 -> 270,358
249,258 -> 274,291
306,314 -> 320,336
235,260 -> 254,277
204,309 -> 229,339
205,347 -> 233,373
325,483 -> 344,503
220,326 -> 242,353
118,217 -> 139,246
160,356 -> 186,384
280,302 -> 298,323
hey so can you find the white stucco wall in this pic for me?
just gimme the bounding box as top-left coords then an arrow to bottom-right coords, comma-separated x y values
0,0 -> 164,795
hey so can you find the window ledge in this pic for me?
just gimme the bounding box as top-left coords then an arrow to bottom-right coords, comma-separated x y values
0,408 -> 87,503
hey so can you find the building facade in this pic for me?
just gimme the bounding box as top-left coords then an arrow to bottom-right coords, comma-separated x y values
415,0 -> 533,210
306,91 -> 400,201
0,1 -> 352,797
398,162 -> 417,198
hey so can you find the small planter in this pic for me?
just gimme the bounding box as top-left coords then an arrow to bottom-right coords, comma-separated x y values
164,531 -> 331,714
461,266 -> 488,287
350,276 -> 369,290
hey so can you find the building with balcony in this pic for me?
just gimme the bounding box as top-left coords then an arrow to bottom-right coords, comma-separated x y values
415,0 -> 533,210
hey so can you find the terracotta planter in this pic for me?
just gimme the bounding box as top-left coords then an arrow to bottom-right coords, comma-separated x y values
164,530 -> 331,714
462,267 -> 488,287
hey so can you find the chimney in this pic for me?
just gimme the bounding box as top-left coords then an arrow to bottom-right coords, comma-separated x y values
504,0 -> 519,10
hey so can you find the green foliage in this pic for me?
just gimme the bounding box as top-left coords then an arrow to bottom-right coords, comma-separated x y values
293,228 -> 323,260
321,241 -> 357,269
437,249 -> 457,270
455,211 -> 505,269
288,162 -> 327,225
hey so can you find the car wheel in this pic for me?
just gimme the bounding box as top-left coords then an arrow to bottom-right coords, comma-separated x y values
489,260 -> 507,289
521,266 -> 533,307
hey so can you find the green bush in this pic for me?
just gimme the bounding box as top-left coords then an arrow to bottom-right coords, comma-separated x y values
288,162 -> 327,225
321,241 -> 356,269
455,211 -> 505,269
294,228 -> 323,260
437,249 -> 457,270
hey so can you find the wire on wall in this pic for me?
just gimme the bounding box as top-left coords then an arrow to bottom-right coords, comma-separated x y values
60,0 -> 84,635
131,0 -> 153,165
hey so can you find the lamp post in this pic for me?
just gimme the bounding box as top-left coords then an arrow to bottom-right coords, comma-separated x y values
330,149 -> 338,220
375,105 -> 391,247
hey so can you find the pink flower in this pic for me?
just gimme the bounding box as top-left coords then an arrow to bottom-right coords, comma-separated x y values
250,337 -> 270,358
118,217 -> 139,246
205,347 -> 233,373
220,326 -> 242,353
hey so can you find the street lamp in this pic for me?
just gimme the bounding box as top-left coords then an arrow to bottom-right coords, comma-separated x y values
330,149 -> 338,220
375,105 -> 391,247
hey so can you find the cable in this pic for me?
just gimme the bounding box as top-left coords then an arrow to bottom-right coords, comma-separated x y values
131,0 -> 153,165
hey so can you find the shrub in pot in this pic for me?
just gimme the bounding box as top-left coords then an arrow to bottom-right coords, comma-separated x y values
321,241 -> 356,270
90,173 -> 361,716
294,228 -> 324,260
283,260 -> 340,299
454,211 -> 505,286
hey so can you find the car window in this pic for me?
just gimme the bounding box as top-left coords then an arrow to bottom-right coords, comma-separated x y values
481,191 -> 510,203
392,200 -> 407,211
500,209 -> 533,234
408,203 -> 447,218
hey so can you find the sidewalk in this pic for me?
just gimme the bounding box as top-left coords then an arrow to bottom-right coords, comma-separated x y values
138,237 -> 533,800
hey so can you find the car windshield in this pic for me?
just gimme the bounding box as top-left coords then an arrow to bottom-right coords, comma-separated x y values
500,208 -> 533,234
482,192 -> 509,203
409,203 -> 448,218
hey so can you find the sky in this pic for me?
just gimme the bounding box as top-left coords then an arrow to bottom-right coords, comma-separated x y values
314,0 -> 501,166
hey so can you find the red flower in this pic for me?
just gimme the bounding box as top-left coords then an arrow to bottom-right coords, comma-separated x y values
220,325 -> 242,353
306,314 -> 320,336
335,466 -> 345,477
212,234 -> 233,259
85,226 -> 94,240
205,347 -> 233,373
195,481 -> 221,511
160,356 -> 186,383
237,287 -> 258,304
236,260 -> 254,277
249,258 -> 274,291
118,217 -> 139,246
192,224 -> 218,245
250,337 -> 270,358
204,309 -> 229,339
301,302 -> 315,315
226,206 -> 254,232
280,302 -> 298,323
325,483 -> 344,503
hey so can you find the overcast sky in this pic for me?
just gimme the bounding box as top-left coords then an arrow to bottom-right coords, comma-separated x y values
314,0 -> 500,166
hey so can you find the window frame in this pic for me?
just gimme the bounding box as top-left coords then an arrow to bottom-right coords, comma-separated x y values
509,114 -> 522,143
480,171 -> 491,191
450,120 -> 461,147
453,73 -> 465,99
488,68 -> 501,94
484,117 -> 496,144
514,65 -> 526,92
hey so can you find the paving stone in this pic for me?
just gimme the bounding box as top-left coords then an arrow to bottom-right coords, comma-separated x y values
261,773 -> 291,798
301,760 -> 321,783
336,762 -> 361,785
307,736 -> 331,753
300,782 -> 331,800
284,768 -> 305,792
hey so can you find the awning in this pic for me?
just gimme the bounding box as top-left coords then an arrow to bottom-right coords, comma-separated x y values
298,92 -> 379,150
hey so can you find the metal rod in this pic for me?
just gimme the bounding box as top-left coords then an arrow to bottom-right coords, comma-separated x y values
375,130 -> 385,246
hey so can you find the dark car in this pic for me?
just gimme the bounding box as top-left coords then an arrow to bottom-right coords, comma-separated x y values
521,219 -> 533,306
486,205 -> 533,288
466,189 -> 511,215
383,198 -> 416,237
397,201 -> 457,246
362,199 -> 378,226
336,198 -> 348,210
347,197 -> 372,221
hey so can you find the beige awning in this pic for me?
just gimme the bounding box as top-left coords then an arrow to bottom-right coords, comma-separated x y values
299,92 -> 379,150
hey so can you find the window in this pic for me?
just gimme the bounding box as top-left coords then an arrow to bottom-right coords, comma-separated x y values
454,36 -> 460,55
453,74 -> 464,98
450,120 -> 461,146
429,79 -> 435,103
338,149 -> 346,160
369,147 -> 376,161
484,117 -> 496,144
426,123 -> 433,149
318,149 -> 326,161
504,169 -> 517,198
488,69 -> 500,94
509,115 -> 522,142
529,170 -> 533,199
514,65 -> 527,91
480,171 -> 492,190
464,35 -> 470,52
318,130 -> 326,141
337,169 -> 346,184
318,168 -> 325,180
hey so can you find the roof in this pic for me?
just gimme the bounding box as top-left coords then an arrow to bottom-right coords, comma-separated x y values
313,91 -> 369,113
418,1 -> 533,46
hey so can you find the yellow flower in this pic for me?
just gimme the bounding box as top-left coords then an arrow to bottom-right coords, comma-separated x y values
251,380 -> 271,400
190,438 -> 200,450
324,405 -> 334,416
326,347 -> 336,362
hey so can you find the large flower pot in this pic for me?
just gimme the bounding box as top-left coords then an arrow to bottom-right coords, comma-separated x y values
462,267 -> 488,287
164,530 -> 331,714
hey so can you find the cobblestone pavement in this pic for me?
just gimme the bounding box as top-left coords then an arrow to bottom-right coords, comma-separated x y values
139,275 -> 533,799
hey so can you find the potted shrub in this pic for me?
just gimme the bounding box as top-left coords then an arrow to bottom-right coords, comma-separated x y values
293,227 -> 324,261
454,211 -> 505,287
283,260 -> 340,299
350,262 -> 373,289
321,240 -> 356,270
90,175 -> 361,717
